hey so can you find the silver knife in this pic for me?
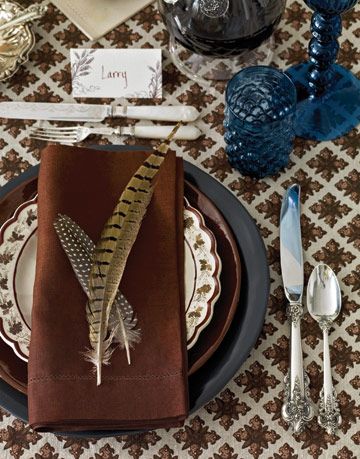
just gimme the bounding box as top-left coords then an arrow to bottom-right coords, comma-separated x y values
0,102 -> 200,123
280,184 -> 314,433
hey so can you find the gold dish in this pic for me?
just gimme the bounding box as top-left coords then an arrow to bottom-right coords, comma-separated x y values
0,0 -> 35,82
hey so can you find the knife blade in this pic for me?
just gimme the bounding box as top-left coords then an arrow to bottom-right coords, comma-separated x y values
0,102 -> 200,123
280,184 -> 313,433
280,184 -> 303,302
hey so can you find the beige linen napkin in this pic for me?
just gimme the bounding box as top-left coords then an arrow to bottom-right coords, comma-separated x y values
52,0 -> 154,40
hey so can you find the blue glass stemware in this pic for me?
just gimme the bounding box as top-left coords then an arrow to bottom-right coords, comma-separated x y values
286,0 -> 360,141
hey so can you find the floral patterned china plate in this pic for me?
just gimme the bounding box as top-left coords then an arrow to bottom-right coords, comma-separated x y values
0,195 -> 221,362
184,198 -> 221,349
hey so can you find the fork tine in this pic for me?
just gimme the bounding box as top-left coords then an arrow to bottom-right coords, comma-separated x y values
30,135 -> 75,144
36,126 -> 80,131
29,130 -> 76,138
29,126 -> 79,134
29,132 -> 76,139
29,133 -> 77,142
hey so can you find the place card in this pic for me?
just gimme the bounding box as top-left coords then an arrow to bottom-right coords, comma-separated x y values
70,49 -> 162,98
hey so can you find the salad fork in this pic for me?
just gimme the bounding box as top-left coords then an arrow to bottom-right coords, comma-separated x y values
29,124 -> 202,143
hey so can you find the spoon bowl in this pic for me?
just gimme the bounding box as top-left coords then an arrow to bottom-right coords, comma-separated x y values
307,263 -> 341,328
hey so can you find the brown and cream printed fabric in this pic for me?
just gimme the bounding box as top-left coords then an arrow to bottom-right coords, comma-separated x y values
0,0 -> 359,457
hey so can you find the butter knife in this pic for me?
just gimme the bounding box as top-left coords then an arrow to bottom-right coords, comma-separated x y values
0,102 -> 200,123
280,184 -> 314,433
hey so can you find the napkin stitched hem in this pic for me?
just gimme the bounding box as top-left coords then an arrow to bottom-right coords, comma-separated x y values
28,371 -> 183,383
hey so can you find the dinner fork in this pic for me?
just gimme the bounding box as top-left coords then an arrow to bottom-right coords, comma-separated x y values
29,124 -> 202,143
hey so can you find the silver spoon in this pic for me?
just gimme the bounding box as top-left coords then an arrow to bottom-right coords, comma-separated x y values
307,263 -> 342,435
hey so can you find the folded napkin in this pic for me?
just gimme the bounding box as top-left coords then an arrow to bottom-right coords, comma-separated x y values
52,0 -> 154,40
28,145 -> 188,431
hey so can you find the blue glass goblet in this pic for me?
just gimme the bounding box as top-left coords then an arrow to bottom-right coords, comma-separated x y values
286,0 -> 360,140
224,66 -> 296,178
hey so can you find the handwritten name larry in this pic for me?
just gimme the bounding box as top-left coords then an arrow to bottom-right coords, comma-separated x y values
101,65 -> 128,89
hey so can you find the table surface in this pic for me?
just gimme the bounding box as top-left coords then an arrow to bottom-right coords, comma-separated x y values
0,1 -> 359,458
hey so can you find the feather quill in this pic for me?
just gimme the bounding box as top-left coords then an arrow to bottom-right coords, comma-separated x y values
53,214 -> 141,355
87,124 -> 181,385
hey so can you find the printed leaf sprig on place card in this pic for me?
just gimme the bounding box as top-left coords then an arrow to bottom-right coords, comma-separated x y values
54,124 -> 181,385
71,49 -> 100,95
53,214 -> 141,357
148,60 -> 162,98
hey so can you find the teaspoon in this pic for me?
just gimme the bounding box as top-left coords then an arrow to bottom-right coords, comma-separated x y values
307,263 -> 342,435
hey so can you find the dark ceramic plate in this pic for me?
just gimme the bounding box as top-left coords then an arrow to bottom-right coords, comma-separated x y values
0,157 -> 269,436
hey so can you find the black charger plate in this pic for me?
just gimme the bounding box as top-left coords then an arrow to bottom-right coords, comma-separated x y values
0,156 -> 269,436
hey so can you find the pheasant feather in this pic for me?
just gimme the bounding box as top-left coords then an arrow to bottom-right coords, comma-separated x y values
87,124 -> 181,385
53,215 -> 141,354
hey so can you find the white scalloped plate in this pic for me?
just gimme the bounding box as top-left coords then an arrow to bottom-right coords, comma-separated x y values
0,197 -> 221,361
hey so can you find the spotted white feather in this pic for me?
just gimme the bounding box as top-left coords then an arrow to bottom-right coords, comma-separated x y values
53,214 -> 141,356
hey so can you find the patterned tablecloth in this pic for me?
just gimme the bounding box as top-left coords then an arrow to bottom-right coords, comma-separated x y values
0,0 -> 359,458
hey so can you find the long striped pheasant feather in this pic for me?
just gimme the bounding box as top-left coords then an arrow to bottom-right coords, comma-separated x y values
87,124 -> 181,385
53,214 -> 141,352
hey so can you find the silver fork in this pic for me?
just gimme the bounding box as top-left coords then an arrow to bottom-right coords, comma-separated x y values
29,124 -> 201,143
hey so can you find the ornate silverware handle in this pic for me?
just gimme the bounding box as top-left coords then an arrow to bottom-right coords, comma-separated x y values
319,326 -> 341,435
281,302 -> 314,433
0,4 -> 47,32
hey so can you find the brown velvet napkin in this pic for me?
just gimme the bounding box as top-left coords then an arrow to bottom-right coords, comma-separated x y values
28,145 -> 188,431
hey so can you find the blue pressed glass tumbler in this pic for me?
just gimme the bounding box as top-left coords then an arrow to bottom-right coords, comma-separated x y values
224,66 -> 297,178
